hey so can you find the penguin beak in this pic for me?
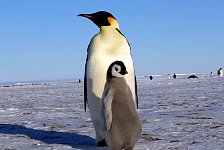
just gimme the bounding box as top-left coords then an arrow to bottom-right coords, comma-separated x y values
77,14 -> 94,19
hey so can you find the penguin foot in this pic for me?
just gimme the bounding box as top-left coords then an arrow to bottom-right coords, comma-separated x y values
97,139 -> 107,147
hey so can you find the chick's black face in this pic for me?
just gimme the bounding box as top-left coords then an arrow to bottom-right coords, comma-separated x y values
119,62 -> 128,75
78,11 -> 116,28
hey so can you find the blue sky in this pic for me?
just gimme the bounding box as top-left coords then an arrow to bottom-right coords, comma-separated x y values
0,0 -> 223,82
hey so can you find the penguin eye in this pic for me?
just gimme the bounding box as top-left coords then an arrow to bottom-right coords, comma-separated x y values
115,68 -> 118,71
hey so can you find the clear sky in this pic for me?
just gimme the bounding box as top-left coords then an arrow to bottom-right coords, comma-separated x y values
0,0 -> 223,82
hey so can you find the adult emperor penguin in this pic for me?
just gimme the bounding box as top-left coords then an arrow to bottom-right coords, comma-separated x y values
78,11 -> 138,146
101,61 -> 142,150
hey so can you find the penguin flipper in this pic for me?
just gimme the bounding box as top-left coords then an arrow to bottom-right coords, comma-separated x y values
84,55 -> 88,112
103,89 -> 114,131
84,72 -> 87,111
84,42 -> 92,112
135,75 -> 138,109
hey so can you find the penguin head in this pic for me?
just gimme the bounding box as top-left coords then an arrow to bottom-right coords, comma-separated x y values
78,11 -> 119,29
107,61 -> 128,79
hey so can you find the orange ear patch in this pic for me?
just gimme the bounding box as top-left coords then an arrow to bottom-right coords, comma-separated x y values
108,17 -> 116,25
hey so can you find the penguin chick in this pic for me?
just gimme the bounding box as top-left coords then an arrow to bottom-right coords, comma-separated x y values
101,61 -> 142,150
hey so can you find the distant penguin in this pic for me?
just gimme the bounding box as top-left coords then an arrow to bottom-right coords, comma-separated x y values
101,61 -> 142,150
218,68 -> 223,77
210,72 -> 214,76
149,76 -> 153,80
168,74 -> 171,79
188,75 -> 198,79
78,11 -> 138,146
173,73 -> 176,79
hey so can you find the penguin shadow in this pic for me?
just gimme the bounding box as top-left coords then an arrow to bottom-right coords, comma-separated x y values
0,124 -> 102,150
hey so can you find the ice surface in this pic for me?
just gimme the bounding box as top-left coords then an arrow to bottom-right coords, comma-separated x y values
0,75 -> 224,150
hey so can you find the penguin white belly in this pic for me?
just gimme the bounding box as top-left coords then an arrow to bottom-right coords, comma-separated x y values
220,70 -> 223,77
86,49 -> 135,143
87,54 -> 135,99
87,29 -> 136,103
85,27 -> 136,143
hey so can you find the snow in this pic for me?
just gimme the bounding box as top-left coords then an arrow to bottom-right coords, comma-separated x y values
0,75 -> 224,150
